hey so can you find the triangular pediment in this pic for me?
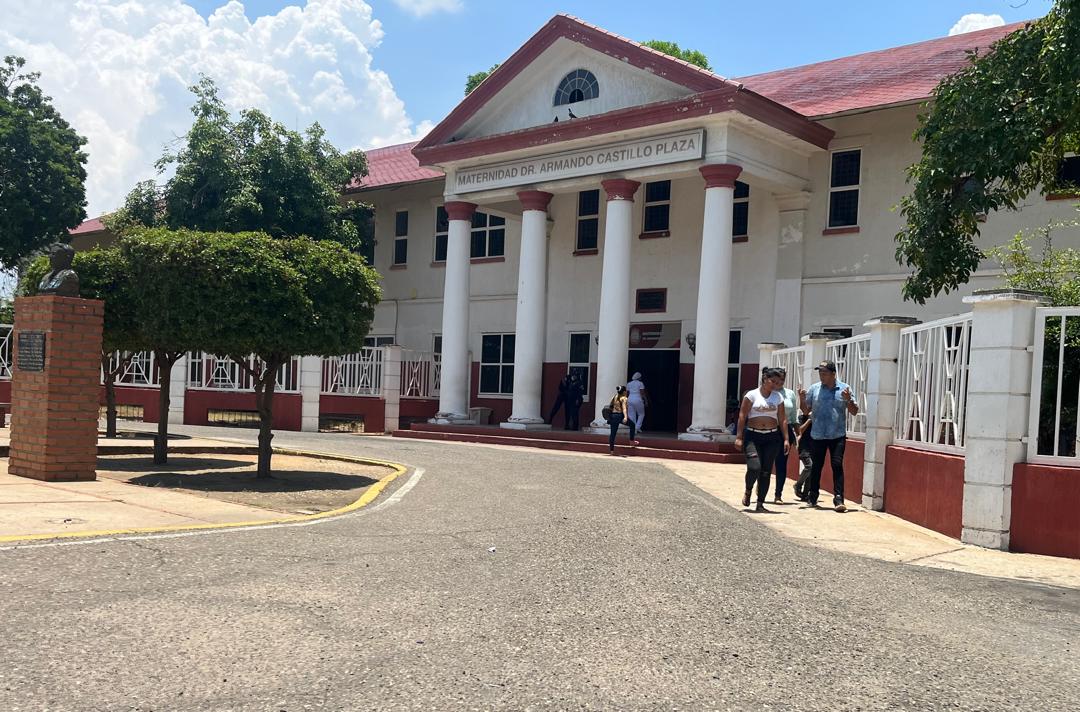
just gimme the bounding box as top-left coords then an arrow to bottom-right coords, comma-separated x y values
414,15 -> 732,154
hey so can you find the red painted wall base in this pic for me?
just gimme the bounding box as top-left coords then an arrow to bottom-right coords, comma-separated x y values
883,445 -> 964,539
1011,462 -> 1080,559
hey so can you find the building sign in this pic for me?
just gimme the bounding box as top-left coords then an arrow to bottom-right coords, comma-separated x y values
629,322 -> 681,350
17,331 -> 46,372
453,129 -> 705,194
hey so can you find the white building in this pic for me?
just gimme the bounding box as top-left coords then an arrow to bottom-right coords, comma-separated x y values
345,14 -> 1079,437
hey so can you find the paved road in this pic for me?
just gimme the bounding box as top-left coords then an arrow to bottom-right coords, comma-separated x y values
1,427 -> 1077,711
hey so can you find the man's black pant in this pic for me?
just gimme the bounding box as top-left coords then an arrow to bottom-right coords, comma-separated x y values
808,436 -> 846,505
566,401 -> 581,430
548,393 -> 565,424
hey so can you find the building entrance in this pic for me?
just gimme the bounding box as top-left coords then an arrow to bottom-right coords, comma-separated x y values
627,350 -> 680,434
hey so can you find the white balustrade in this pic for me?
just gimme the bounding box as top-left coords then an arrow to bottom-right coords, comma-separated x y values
321,348 -> 384,397
826,334 -> 870,436
187,352 -> 301,393
106,351 -> 160,387
0,324 -> 11,380
1027,307 -> 1080,465
894,314 -> 972,452
770,344 -> 808,392
400,349 -> 441,399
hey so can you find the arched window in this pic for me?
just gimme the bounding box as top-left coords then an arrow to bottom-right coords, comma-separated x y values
553,69 -> 599,106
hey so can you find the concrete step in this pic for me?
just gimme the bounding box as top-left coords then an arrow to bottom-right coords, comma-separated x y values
392,428 -> 745,464
405,422 -> 739,454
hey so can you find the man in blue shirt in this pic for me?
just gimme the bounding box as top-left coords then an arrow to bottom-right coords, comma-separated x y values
798,360 -> 859,512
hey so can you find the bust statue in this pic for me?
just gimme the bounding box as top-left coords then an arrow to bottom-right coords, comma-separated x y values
38,244 -> 80,297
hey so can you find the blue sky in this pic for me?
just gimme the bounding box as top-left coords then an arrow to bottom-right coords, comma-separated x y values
190,0 -> 1048,128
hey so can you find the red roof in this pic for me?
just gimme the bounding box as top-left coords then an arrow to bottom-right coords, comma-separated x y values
346,141 -> 443,192
737,21 -> 1028,117
69,215 -> 107,235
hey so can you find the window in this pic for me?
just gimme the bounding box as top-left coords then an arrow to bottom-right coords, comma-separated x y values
635,288 -> 667,314
433,206 -> 449,263
480,334 -> 515,395
471,211 -> 506,259
568,332 -> 591,398
576,189 -> 600,251
828,149 -> 861,228
822,327 -> 853,339
642,180 -> 671,235
364,336 -> 394,348
726,330 -> 742,416
553,69 -> 599,106
393,210 -> 408,265
733,180 -> 749,240
1054,155 -> 1080,192
432,334 -> 442,355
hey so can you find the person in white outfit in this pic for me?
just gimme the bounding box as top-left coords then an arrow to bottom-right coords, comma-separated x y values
626,372 -> 648,433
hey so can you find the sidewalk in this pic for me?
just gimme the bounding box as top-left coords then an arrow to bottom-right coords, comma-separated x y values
0,431 -> 274,542
668,460 -> 1080,590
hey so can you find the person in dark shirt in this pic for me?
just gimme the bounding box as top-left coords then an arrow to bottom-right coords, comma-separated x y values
565,373 -> 585,431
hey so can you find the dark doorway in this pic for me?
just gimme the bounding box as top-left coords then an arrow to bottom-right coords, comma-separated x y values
627,350 -> 680,433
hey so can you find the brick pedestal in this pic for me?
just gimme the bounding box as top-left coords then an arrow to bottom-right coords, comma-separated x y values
9,296 -> 104,482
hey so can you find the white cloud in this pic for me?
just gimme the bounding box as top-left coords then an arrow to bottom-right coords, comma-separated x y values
948,13 -> 1006,36
392,0 -> 463,18
0,0 -> 434,217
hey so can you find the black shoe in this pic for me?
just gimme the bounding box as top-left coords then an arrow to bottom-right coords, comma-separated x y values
834,500 -> 847,513
742,490 -> 752,507
806,500 -> 819,508
755,503 -> 768,513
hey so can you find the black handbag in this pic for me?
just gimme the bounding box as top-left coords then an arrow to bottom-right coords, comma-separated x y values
601,405 -> 612,420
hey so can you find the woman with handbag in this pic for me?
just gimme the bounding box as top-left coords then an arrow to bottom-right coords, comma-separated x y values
604,386 -> 638,454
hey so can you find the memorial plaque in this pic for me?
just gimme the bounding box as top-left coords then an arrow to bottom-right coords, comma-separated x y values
17,331 -> 46,372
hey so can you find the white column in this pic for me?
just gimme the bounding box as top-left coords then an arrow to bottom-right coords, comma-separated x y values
167,355 -> 187,425
299,355 -> 322,433
802,332 -> 831,388
590,179 -> 640,427
757,342 -> 786,373
382,345 -> 402,434
961,289 -> 1046,550
772,192 -> 810,344
682,164 -> 741,441
434,200 -> 477,423
504,191 -> 553,430
861,317 -> 919,510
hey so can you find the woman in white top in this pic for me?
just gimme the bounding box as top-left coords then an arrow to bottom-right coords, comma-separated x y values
626,372 -> 648,433
734,367 -> 790,512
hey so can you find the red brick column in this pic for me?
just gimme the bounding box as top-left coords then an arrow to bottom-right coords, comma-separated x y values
9,296 -> 104,482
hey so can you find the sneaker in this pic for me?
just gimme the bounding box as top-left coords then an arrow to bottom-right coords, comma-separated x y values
773,495 -> 783,504
755,503 -> 768,513
806,500 -> 818,508
742,490 -> 752,507
631,440 -> 640,446
834,501 -> 847,513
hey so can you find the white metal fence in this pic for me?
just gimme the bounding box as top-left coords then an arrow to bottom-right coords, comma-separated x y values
0,324 -> 11,380
187,352 -> 301,393
770,344 -> 808,392
108,351 -> 160,387
322,348 -> 383,396
894,313 -> 972,453
1028,307 -> 1080,465
401,349 -> 441,399
826,333 -> 870,436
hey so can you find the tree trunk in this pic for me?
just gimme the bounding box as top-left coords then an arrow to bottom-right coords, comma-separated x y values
254,365 -> 278,479
104,372 -> 118,438
154,350 -> 174,465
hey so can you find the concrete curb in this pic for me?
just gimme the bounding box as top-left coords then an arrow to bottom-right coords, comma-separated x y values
0,448 -> 410,544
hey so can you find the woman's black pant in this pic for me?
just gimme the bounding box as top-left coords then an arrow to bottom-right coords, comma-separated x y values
744,428 -> 783,504
773,424 -> 797,497
607,412 -> 635,450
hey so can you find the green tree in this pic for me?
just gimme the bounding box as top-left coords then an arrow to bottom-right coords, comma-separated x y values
21,247 -> 145,438
896,3 -> 1080,303
0,56 -> 88,267
123,229 -> 380,475
988,220 -> 1080,306
117,77 -> 368,250
641,40 -> 711,71
465,64 -> 500,95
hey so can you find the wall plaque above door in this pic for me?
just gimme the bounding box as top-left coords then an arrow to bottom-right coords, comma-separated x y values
453,129 -> 705,194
